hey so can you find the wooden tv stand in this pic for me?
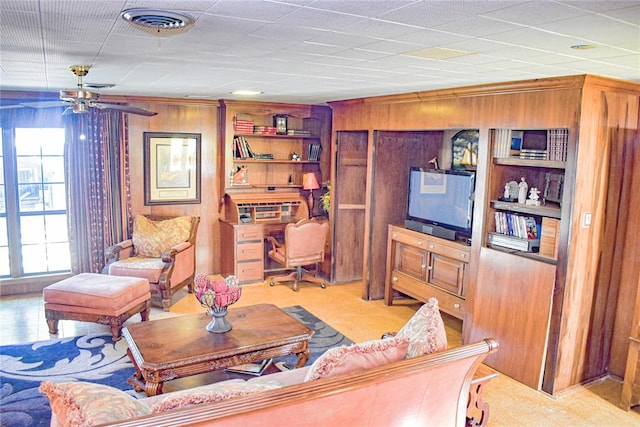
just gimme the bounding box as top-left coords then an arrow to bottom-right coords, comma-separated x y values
384,224 -> 470,320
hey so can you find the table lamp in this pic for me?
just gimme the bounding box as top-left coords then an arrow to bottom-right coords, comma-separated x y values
303,172 -> 320,217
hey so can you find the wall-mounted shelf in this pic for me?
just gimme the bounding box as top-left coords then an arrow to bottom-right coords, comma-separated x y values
490,200 -> 561,219
218,99 -> 330,217
233,159 -> 320,164
493,158 -> 566,169
234,132 -> 320,140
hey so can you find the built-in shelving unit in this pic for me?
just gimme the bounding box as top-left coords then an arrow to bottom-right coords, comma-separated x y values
219,100 -> 329,199
217,99 -> 332,283
484,128 -> 568,262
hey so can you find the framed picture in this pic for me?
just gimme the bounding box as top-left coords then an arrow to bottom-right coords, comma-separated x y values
451,129 -> 479,170
544,172 -> 564,206
144,132 -> 201,205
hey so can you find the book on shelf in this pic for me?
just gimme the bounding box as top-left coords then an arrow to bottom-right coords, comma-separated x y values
308,143 -> 322,161
233,115 -> 254,133
226,358 -> 272,376
546,128 -> 568,162
233,136 -> 257,159
253,125 -> 277,135
539,217 -> 560,259
494,211 -> 539,240
493,129 -> 512,158
287,129 -> 311,136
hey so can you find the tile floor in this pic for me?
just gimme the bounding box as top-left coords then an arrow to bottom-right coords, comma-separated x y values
1,280 -> 639,425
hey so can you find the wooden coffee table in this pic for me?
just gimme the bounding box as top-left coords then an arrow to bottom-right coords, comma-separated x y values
122,303 -> 313,396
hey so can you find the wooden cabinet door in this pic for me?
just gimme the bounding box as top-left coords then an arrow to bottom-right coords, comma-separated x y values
428,253 -> 465,295
468,247 -> 555,389
332,131 -> 367,284
395,243 -> 428,281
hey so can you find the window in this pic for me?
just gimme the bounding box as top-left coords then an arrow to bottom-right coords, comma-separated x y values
0,126 -> 70,277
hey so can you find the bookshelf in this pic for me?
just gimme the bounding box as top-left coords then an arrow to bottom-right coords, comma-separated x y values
218,100 -> 330,199
484,128 -> 568,263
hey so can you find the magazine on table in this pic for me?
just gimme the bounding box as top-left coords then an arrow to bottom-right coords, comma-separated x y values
226,359 -> 272,376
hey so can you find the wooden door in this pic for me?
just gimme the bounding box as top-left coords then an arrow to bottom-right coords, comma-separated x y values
468,247 -> 556,389
332,131 -> 367,283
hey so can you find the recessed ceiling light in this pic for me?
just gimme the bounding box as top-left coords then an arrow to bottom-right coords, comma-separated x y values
571,44 -> 596,50
402,47 -> 475,60
231,90 -> 263,96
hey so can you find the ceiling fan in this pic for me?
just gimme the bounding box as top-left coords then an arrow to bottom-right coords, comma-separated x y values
59,65 -> 157,116
3,65 -> 157,117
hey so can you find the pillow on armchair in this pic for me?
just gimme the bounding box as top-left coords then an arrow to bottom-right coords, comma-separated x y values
132,215 -> 192,257
395,297 -> 448,358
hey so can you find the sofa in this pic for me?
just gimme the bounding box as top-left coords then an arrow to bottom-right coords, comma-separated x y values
41,338 -> 497,426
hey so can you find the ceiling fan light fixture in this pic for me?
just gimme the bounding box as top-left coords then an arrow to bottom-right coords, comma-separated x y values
72,102 -> 88,114
121,8 -> 195,36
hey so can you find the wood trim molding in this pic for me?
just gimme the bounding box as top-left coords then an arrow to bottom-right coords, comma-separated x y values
329,75 -> 589,107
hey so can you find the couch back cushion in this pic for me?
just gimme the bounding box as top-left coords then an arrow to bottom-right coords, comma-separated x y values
40,381 -> 151,427
303,336 -> 409,382
395,297 -> 448,358
132,215 -> 192,257
150,380 -> 284,413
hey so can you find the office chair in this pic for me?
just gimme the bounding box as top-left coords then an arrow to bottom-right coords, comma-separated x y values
266,218 -> 329,291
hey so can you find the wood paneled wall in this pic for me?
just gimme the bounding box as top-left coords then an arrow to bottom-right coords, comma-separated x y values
125,99 -> 219,277
1,92 -> 221,279
330,75 -> 640,394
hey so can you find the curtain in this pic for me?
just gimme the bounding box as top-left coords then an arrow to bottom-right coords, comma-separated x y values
64,109 -> 131,274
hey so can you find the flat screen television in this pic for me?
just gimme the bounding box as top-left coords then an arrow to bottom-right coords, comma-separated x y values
404,167 -> 475,241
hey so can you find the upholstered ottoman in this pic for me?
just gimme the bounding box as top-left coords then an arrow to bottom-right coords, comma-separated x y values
43,273 -> 151,342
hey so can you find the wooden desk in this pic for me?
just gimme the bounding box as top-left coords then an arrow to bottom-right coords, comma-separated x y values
123,304 -> 313,396
219,192 -> 309,284
220,219 -> 299,284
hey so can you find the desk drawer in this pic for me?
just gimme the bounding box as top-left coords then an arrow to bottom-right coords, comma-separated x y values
426,241 -> 469,262
390,230 -> 428,249
237,242 -> 263,261
236,260 -> 263,282
236,226 -> 263,242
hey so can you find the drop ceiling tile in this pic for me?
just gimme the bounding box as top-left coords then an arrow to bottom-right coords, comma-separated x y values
306,0 -> 413,18
201,0 -> 298,22
536,14 -> 639,43
481,1 -> 589,25
272,6 -> 366,31
393,29 -> 471,47
556,0 -> 639,13
374,2 -> 467,28
340,18 -> 423,40
430,15 -> 522,37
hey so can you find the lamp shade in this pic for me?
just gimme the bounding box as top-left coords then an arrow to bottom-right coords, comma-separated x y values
302,173 -> 320,190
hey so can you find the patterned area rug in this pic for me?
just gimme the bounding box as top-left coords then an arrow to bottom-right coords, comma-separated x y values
0,305 -> 352,426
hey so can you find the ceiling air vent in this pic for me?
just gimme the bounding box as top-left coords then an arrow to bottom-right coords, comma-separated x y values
121,8 -> 194,36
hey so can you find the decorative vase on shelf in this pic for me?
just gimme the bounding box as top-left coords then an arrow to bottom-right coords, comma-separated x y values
194,274 -> 242,333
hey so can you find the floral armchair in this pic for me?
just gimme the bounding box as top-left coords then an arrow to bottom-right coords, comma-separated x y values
103,215 -> 200,311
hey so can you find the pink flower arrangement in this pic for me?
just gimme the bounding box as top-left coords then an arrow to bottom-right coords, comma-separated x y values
194,273 -> 242,312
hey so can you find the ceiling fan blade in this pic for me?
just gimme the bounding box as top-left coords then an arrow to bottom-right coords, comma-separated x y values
0,104 -> 25,110
92,102 -> 157,116
20,100 -> 67,109
84,83 -> 116,89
